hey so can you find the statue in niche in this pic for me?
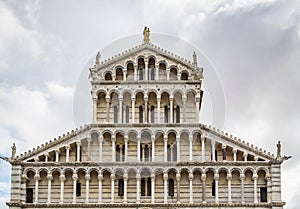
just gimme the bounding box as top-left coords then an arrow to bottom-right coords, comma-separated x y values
143,27 -> 150,44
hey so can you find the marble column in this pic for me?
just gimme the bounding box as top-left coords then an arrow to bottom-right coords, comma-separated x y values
131,98 -> 135,123
211,141 -> 216,161
253,174 -> 258,203
110,174 -> 115,203
166,68 -> 170,81
201,174 -> 206,203
151,137 -> 155,162
244,153 -> 248,162
34,174 -> 40,203
157,97 -> 161,123
45,154 -> 49,162
59,174 -> 66,204
118,98 -> 123,123
240,174 -> 245,203
87,137 -> 91,161
72,174 -> 78,204
65,145 -> 70,163
123,174 -> 128,203
112,137 -> 116,162
144,98 -> 148,123
163,173 -> 168,203
137,137 -> 141,162
134,64 -> 137,81
233,149 -> 237,162
85,174 -> 90,203
106,97 -> 110,123
124,138 -> 128,162
164,136 -> 168,162
145,60 -> 148,80
170,98 -> 173,123
99,136 -> 103,162
136,174 -> 141,203
142,144 -> 145,162
151,174 -> 155,203
46,174 -> 53,204
182,97 -> 187,123
55,150 -> 60,162
214,174 -> 219,203
176,173 -> 181,203
155,64 -> 159,81
189,173 -> 194,203
93,96 -> 97,123
227,173 -> 232,203
98,174 -> 103,203
201,136 -> 205,162
189,135 -> 193,161
123,69 -> 127,81
176,136 -> 180,162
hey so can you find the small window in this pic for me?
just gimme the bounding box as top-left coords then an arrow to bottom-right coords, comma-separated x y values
122,145 -> 125,161
150,106 -> 155,123
125,105 -> 129,123
164,105 -> 169,123
168,179 -> 174,196
116,145 -> 120,162
175,105 -> 180,123
118,179 -> 124,196
173,144 -> 177,162
141,178 -> 146,196
139,106 -> 143,123
147,177 -> 151,196
105,72 -> 112,80
26,188 -> 33,203
145,145 -> 150,162
114,105 -> 118,123
150,68 -> 155,80
139,69 -> 144,80
260,187 -> 267,202
212,180 -> 215,196
76,182 -> 81,196
167,144 -> 171,162
181,72 -> 188,80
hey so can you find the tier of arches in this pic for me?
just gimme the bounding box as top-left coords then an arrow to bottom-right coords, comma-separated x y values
95,88 -> 200,124
23,166 -> 270,204
102,56 -> 193,82
34,129 -> 266,164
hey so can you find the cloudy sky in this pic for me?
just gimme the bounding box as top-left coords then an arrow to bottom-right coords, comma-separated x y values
0,0 -> 299,208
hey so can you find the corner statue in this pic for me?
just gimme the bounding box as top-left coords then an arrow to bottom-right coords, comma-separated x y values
11,143 -> 16,159
143,26 -> 150,44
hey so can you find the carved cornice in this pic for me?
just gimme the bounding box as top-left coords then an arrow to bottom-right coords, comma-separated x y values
6,202 -> 286,208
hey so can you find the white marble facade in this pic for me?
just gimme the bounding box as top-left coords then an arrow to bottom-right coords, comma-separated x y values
6,31 -> 288,209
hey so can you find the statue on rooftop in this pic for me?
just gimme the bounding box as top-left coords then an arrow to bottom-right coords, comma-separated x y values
276,141 -> 281,158
11,143 -> 16,159
95,51 -> 101,65
143,27 -> 150,44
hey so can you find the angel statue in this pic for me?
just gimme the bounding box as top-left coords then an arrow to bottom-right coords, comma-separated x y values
143,27 -> 150,44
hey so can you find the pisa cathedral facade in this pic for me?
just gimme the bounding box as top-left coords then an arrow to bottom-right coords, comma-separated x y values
6,30 -> 289,209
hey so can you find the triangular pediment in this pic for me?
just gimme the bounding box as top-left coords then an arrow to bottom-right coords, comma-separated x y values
91,43 -> 203,82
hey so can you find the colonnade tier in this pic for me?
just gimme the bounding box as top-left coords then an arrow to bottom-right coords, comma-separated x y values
31,130 -> 267,163
96,55 -> 201,82
92,84 -> 202,124
23,165 -> 270,204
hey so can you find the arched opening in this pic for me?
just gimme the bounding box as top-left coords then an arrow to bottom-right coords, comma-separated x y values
105,72 -> 112,80
161,92 -> 170,123
159,63 -> 167,80
110,92 -> 119,123
127,62 -> 134,80
170,67 -> 177,80
148,57 -> 155,80
123,92 -> 131,124
116,133 -> 125,162
141,169 -> 151,197
116,67 -> 123,80
181,71 -> 188,80
138,58 -> 145,80
136,92 -> 145,123
148,92 -> 157,123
